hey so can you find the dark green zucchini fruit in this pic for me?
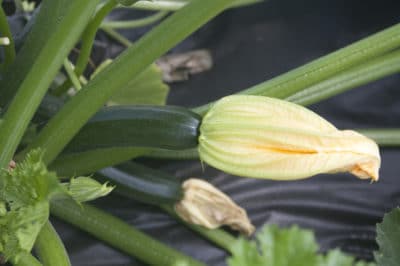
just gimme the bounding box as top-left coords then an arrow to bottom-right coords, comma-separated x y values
96,161 -> 182,206
63,105 -> 201,153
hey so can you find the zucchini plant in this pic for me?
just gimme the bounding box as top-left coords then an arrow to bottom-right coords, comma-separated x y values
0,0 -> 399,265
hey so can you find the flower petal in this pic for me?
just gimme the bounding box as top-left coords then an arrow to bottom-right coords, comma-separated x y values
199,95 -> 380,181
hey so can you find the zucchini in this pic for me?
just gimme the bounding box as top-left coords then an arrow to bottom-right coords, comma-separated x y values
96,161 -> 182,206
62,105 -> 201,153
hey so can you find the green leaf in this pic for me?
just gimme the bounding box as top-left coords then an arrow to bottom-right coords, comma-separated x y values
227,224 -> 375,266
0,150 -> 61,209
320,249 -> 354,266
375,207 -> 400,266
0,150 -> 63,263
108,63 -> 169,106
0,202 -> 49,262
228,237 -> 264,266
227,225 -> 318,266
320,249 -> 375,266
0,201 -> 49,262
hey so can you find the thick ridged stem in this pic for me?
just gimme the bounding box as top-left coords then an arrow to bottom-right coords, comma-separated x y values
51,199 -> 206,266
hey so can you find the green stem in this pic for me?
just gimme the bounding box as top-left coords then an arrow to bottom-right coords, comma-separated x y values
34,221 -> 71,266
102,27 -> 132,47
0,3 -> 16,71
287,49 -> 400,105
359,129 -> 400,147
230,0 -> 263,8
75,0 -> 118,77
53,0 -> 119,97
129,0 -> 262,11
50,147 -> 149,177
13,252 -> 42,266
145,148 -> 200,160
0,1 -> 100,169
49,147 -> 200,177
52,81 -> 72,97
26,0 -> 233,165
14,0 -> 23,12
0,0 -> 72,108
50,147 -> 199,177
63,59 -> 82,90
101,10 -> 168,29
128,1 -> 185,11
193,22 -> 400,115
50,199 -> 206,266
162,205 -> 236,253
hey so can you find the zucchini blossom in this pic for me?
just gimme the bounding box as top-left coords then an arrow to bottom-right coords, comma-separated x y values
199,95 -> 380,181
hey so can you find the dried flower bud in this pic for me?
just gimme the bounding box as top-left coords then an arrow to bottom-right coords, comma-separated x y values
199,95 -> 380,181
175,178 -> 255,236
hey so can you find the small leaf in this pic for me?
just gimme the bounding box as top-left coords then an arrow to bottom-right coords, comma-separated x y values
63,176 -> 114,203
108,63 -> 169,106
91,60 -> 169,106
374,207 -> 400,266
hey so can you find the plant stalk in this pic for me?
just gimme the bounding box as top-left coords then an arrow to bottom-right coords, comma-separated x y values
75,0 -> 119,78
0,1 -> 100,169
358,129 -> 400,147
193,22 -> 400,115
50,199 -> 206,266
101,10 -> 168,29
53,0 -> 119,96
13,252 -> 42,266
50,148 -> 149,177
101,27 -> 132,47
34,221 -> 71,266
0,3 -> 16,71
287,49 -> 400,105
0,0 -> 72,108
162,205 -> 236,253
63,59 -> 81,91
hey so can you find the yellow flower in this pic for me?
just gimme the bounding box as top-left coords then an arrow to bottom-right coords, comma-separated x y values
198,95 -> 380,181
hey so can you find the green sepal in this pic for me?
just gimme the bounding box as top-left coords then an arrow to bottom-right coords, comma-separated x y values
62,176 -> 114,203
